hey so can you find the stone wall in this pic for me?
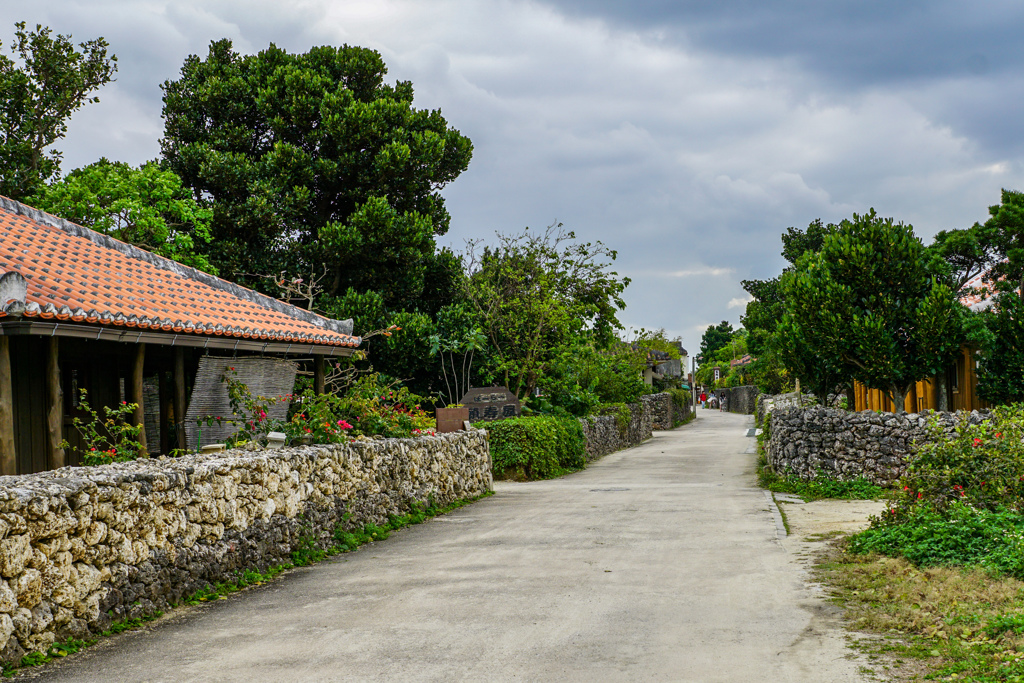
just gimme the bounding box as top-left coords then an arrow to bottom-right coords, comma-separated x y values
0,431 -> 491,661
756,392 -> 806,426
580,400 -> 654,461
766,406 -> 990,486
717,385 -> 760,415
642,393 -> 672,431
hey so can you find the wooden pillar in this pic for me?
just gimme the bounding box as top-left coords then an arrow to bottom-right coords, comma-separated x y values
0,337 -> 15,475
158,371 -> 170,456
46,337 -> 65,470
174,348 -> 187,451
313,355 -> 325,396
133,343 -> 147,457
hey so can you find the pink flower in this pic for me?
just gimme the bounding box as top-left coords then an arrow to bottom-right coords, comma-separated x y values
259,410 -> 267,421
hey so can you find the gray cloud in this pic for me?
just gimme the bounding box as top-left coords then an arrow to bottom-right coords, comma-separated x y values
2,0 -> 1022,354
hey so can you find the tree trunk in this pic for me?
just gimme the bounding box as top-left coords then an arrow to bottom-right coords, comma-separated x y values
891,386 -> 907,414
844,384 -> 855,412
937,375 -> 949,412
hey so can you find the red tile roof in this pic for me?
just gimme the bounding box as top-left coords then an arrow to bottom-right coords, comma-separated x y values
0,197 -> 360,347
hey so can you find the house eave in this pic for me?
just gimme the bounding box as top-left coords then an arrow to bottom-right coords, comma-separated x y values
0,320 -> 356,357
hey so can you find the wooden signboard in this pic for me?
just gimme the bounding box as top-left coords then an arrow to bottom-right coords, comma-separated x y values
460,387 -> 521,422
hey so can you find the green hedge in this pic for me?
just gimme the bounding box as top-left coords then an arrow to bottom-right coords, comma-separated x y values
484,415 -> 586,480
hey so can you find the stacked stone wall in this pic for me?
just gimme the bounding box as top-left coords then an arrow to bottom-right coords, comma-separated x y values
767,406 -> 990,486
0,431 -> 491,661
756,392 -> 807,426
717,385 -> 760,415
642,393 -> 673,431
580,397 -> 658,460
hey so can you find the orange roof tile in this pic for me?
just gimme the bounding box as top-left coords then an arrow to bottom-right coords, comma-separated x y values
0,197 -> 360,348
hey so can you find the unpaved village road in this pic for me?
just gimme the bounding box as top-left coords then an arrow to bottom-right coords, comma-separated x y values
23,410 -> 871,682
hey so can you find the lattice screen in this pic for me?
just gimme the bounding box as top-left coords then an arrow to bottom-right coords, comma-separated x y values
184,356 -> 297,450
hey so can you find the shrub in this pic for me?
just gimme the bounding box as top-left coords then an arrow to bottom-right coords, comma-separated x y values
485,415 -> 586,480
201,371 -> 436,447
850,502 -> 1024,578
847,405 -> 1024,575
293,374 -> 435,440
884,404 -> 1024,521
61,389 -> 144,465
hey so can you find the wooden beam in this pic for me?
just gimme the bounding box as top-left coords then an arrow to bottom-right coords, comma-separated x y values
46,337 -> 65,470
174,348 -> 187,452
313,356 -> 325,395
133,343 -> 147,457
0,338 -> 15,475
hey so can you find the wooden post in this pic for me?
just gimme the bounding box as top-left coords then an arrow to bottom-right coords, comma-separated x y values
158,371 -> 170,456
0,337 -> 15,475
174,348 -> 187,451
313,355 -> 325,396
46,337 -> 64,470
133,343 -> 147,457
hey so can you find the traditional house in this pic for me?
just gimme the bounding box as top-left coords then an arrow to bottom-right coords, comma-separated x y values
0,196 -> 361,474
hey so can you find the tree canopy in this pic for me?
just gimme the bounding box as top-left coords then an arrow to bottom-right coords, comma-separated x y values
30,159 -> 218,274
463,224 -> 629,400
0,22 -> 116,200
781,210 -> 963,412
160,39 -> 473,308
698,321 -> 734,361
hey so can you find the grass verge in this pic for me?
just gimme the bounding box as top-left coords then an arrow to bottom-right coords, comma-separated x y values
759,469 -> 885,501
818,540 -> 1024,682
1,491 -> 493,678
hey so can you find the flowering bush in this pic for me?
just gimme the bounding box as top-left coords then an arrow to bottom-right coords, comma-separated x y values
61,389 -> 144,465
285,390 -> 355,443
307,374 -> 436,439
198,369 -> 436,448
877,404 -> 1024,523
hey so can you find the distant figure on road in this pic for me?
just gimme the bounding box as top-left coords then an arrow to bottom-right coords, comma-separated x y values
699,391 -> 707,408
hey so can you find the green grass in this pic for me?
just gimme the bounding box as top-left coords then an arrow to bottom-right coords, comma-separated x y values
819,541 -> 1024,682
759,469 -> 886,501
0,491 -> 492,677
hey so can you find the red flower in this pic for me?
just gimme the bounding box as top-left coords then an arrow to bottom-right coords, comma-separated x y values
917,492 -> 923,499
973,438 -> 982,447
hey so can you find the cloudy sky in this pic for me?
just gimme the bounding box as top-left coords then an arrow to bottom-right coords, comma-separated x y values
5,1 -> 1024,355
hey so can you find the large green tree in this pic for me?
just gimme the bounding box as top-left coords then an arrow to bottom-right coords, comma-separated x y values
160,39 -> 473,308
977,292 -> 1024,405
980,189 -> 1024,300
29,159 -> 218,274
0,22 -> 117,200
781,210 -> 963,412
698,321 -> 734,361
463,224 -> 629,400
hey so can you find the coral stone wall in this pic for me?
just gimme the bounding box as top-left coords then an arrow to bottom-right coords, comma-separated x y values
0,431 -> 491,661
717,385 -> 760,415
767,406 -> 990,486
580,400 -> 654,461
642,393 -> 673,431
